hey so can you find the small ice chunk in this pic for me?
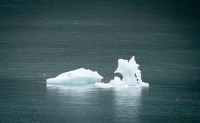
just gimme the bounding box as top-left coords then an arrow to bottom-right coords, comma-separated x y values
109,77 -> 128,87
47,68 -> 103,85
95,77 -> 128,88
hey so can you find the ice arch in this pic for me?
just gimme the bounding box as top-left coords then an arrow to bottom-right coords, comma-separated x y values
95,56 -> 149,88
114,56 -> 149,87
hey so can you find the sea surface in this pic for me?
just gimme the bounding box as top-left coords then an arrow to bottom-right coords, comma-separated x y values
0,0 -> 200,122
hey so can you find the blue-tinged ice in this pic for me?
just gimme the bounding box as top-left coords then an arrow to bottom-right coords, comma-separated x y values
47,68 -> 103,85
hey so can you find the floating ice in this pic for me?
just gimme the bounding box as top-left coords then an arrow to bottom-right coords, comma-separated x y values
46,56 -> 149,88
95,56 -> 149,88
47,68 -> 103,85
115,56 -> 149,87
95,77 -> 128,88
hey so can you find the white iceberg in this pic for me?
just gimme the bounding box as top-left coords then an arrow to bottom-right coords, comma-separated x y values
115,56 -> 149,87
47,68 -> 103,85
95,56 -> 149,88
46,56 -> 149,88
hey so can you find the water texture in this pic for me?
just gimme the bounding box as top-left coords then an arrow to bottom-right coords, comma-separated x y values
0,0 -> 200,122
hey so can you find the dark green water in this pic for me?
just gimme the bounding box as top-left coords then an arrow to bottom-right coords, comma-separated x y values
0,0 -> 200,122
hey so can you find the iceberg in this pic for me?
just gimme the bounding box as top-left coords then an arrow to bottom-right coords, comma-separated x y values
46,56 -> 149,88
47,68 -> 103,85
95,56 -> 149,88
114,56 -> 149,87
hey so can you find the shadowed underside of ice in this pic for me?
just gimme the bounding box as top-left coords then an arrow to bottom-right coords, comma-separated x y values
95,56 -> 149,88
47,68 -> 103,85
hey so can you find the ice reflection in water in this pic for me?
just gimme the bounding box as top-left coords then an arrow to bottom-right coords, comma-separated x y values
46,85 -> 144,122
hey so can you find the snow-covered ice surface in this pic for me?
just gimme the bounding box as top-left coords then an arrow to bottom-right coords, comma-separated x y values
47,68 -> 103,85
95,56 -> 149,88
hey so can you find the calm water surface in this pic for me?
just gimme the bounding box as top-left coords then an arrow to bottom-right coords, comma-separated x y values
0,0 -> 200,122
